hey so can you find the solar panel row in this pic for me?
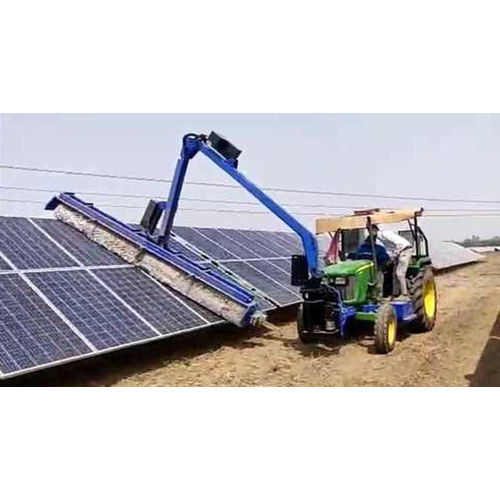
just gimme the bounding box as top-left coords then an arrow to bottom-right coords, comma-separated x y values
0,217 -> 226,378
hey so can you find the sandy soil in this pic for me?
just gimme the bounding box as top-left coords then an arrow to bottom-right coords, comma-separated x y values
7,254 -> 500,387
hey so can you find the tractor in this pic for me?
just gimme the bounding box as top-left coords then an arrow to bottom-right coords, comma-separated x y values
292,209 -> 437,353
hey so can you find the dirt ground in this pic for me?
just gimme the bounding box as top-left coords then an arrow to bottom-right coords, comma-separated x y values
6,254 -> 500,387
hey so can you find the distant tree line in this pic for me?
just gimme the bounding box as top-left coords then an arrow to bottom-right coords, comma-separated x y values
458,235 -> 500,247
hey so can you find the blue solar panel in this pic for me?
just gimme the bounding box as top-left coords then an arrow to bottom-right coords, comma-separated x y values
0,255 -> 11,270
227,229 -> 281,258
270,232 -> 303,254
173,227 -> 236,260
94,268 -> 211,334
268,258 -> 292,274
239,230 -> 286,257
29,270 -> 159,350
0,217 -> 78,270
246,259 -> 297,293
223,261 -> 300,307
33,218 -> 124,267
195,227 -> 259,259
254,231 -> 293,257
0,274 -> 92,375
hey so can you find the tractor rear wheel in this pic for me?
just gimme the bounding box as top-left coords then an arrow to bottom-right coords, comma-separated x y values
297,304 -> 315,344
409,267 -> 437,332
374,303 -> 398,354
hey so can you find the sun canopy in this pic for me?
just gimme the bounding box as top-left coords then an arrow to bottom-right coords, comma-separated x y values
315,209 -> 422,234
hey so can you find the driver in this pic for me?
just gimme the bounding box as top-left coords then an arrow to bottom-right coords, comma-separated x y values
355,231 -> 391,297
355,232 -> 390,268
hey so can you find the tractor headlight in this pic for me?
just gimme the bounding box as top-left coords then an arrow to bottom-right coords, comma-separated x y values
334,276 -> 348,286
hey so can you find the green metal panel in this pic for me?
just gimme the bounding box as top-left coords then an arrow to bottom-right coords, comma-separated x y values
354,311 -> 377,322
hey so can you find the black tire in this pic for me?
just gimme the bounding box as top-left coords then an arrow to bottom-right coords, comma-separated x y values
408,267 -> 437,332
374,304 -> 397,354
297,303 -> 315,344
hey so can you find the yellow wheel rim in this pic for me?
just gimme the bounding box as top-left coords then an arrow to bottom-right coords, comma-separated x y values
387,316 -> 396,345
424,281 -> 436,319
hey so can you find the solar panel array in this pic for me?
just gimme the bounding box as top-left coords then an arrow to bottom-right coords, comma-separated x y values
0,217 -> 225,379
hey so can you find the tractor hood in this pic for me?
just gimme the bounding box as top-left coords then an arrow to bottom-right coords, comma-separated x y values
323,259 -> 373,277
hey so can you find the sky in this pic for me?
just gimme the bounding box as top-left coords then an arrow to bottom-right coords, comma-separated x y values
0,113 -> 498,241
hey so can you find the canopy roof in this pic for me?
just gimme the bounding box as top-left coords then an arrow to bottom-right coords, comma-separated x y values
315,208 -> 422,234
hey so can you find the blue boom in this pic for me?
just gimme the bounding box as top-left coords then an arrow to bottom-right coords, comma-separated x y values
156,133 -> 321,278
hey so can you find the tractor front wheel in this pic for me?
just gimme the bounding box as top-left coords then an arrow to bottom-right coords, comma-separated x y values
374,304 -> 398,354
297,304 -> 315,344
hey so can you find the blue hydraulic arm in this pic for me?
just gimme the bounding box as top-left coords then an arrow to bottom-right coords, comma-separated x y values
157,133 -> 321,278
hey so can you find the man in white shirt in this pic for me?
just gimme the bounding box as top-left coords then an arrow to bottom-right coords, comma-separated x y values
372,225 -> 413,299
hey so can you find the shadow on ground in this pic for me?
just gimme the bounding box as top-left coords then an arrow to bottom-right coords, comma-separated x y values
468,311 -> 500,386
